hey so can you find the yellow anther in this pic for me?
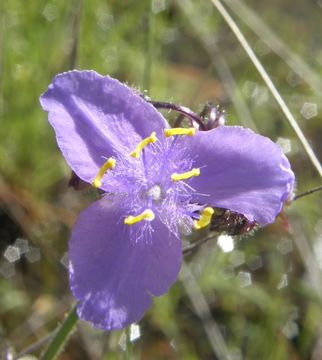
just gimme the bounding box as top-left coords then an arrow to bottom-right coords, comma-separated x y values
130,132 -> 157,158
124,209 -> 155,225
164,127 -> 196,137
194,207 -> 214,230
92,157 -> 116,188
171,168 -> 200,182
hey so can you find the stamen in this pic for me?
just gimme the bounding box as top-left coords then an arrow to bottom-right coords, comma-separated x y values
92,158 -> 116,188
131,132 -> 157,158
194,207 -> 214,230
124,209 -> 155,225
164,127 -> 196,137
171,168 -> 200,182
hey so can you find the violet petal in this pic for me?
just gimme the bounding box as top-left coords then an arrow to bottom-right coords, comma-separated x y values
188,126 -> 294,225
40,70 -> 168,185
69,196 -> 182,330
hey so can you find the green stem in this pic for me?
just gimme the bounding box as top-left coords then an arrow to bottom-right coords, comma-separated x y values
40,305 -> 78,360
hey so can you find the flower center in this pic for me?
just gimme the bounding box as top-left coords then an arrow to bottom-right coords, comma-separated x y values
147,184 -> 162,201
92,128 -> 215,230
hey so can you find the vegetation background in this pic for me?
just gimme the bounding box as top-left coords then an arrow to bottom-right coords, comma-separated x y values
1,0 -> 322,359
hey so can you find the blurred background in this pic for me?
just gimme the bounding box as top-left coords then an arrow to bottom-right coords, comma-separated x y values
1,0 -> 322,359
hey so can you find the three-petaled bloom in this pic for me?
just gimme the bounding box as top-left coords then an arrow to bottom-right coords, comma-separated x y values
40,70 -> 294,331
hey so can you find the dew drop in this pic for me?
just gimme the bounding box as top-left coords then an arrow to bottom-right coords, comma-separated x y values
286,71 -> 302,87
237,271 -> 252,288
14,238 -> 29,255
25,247 -> 41,263
96,10 -> 114,31
0,261 -> 15,278
129,324 -> 141,342
282,321 -> 299,339
229,250 -> 245,267
217,234 -> 234,253
277,274 -> 288,289
276,137 -> 292,154
162,27 -> 177,44
4,246 -> 20,263
42,4 -> 58,22
60,252 -> 69,269
300,102 -> 317,119
152,0 -> 167,13
247,255 -> 262,271
118,333 -> 127,352
277,239 -> 293,255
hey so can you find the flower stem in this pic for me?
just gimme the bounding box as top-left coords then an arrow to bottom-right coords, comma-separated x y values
183,235 -> 218,255
40,305 -> 78,360
293,185 -> 322,201
149,101 -> 206,130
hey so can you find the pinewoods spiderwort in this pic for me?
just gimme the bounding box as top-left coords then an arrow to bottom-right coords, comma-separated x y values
40,70 -> 294,331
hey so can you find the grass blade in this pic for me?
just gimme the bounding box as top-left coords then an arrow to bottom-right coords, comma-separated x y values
223,0 -> 322,95
210,0 -> 322,177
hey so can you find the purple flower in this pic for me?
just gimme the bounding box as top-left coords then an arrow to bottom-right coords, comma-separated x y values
40,70 -> 294,331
